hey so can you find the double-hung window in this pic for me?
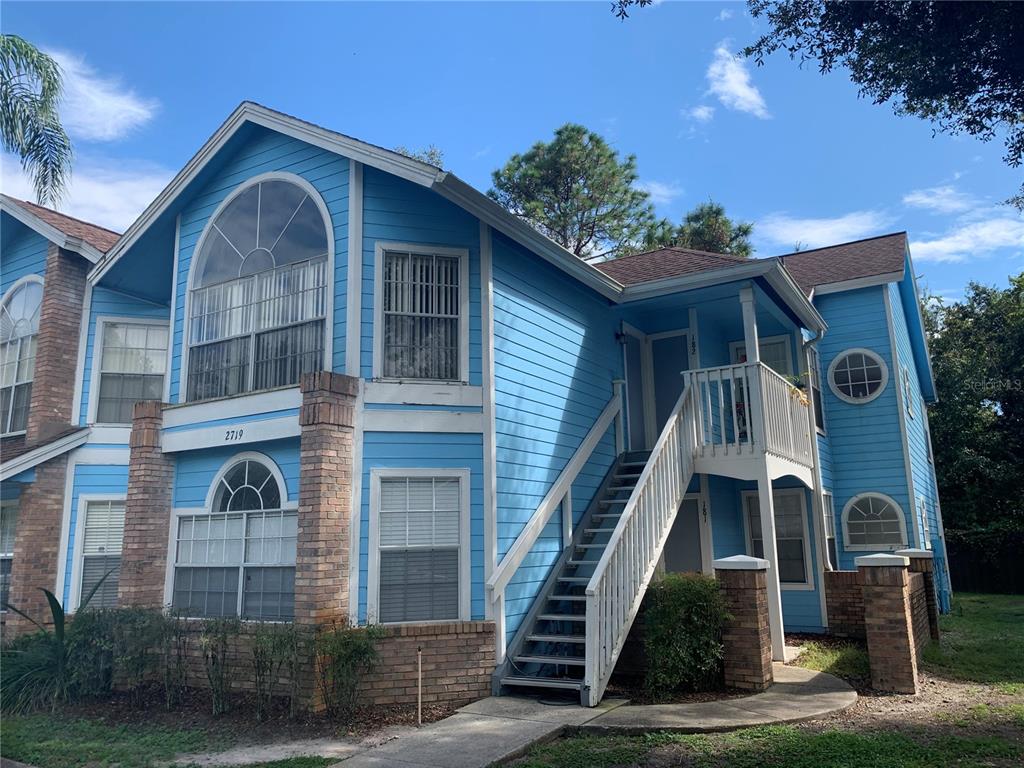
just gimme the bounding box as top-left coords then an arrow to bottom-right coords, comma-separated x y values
186,178 -> 330,402
731,335 -> 793,377
372,471 -> 468,623
171,458 -> 296,620
378,246 -> 466,382
1,279 -> 42,435
902,365 -> 915,417
95,322 -> 168,423
822,492 -> 837,569
78,499 -> 125,608
0,500 -> 17,609
744,489 -> 811,586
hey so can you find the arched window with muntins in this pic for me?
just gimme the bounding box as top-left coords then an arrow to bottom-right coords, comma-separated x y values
0,278 -> 43,434
187,176 -> 330,401
171,456 -> 296,620
842,493 -> 908,551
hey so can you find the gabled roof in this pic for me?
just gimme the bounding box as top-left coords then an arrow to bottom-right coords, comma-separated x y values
0,194 -> 120,262
778,233 -> 908,296
595,247 -> 748,285
0,426 -> 90,482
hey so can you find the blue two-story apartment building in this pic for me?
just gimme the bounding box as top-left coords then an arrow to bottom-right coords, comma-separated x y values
0,103 -> 950,707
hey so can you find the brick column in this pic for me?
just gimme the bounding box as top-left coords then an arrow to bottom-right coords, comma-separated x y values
714,555 -> 773,691
27,245 -> 88,444
118,401 -> 175,608
858,553 -> 918,694
5,456 -> 69,633
295,371 -> 358,626
897,549 -> 940,642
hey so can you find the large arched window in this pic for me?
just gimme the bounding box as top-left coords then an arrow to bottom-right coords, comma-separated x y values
187,176 -> 330,402
0,277 -> 43,434
171,456 -> 296,619
842,493 -> 908,551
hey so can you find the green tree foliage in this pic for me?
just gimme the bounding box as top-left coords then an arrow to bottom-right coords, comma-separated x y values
643,201 -> 754,257
394,144 -> 445,167
489,123 -> 657,257
924,276 -> 1024,535
0,35 -> 72,205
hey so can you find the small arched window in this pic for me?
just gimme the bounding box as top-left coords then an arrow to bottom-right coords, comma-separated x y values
828,348 -> 888,404
842,493 -> 907,551
172,456 -> 296,620
0,278 -> 43,434
187,176 -> 330,402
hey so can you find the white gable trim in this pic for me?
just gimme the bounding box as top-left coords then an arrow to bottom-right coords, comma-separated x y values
0,428 -> 91,482
0,197 -> 104,264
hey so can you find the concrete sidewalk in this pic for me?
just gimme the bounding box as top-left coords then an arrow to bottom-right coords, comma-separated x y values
328,664 -> 856,767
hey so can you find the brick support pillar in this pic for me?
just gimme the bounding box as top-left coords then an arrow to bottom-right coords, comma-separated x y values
714,555 -> 774,691
27,244 -> 88,444
897,549 -> 940,642
295,371 -> 358,627
5,456 -> 69,634
858,553 -> 919,694
118,401 -> 175,608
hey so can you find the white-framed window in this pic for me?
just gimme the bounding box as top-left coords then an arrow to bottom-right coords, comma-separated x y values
925,418 -> 934,464
918,497 -> 932,550
808,346 -> 826,434
841,493 -> 908,551
743,488 -> 813,589
902,365 -> 915,418
827,348 -> 888,404
92,319 -> 169,424
0,277 -> 43,435
76,497 -> 126,609
730,334 -> 794,377
823,492 -> 837,569
368,468 -> 471,623
373,243 -> 470,383
170,455 -> 296,620
185,175 -> 332,403
0,500 -> 17,610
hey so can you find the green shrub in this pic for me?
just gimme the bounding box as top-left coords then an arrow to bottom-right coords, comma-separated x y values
643,573 -> 729,696
159,611 -> 190,710
200,617 -> 241,716
251,621 -> 310,721
314,622 -> 385,718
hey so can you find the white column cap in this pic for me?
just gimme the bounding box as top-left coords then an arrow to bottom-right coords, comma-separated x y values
855,553 -> 910,568
713,555 -> 770,571
895,548 -> 933,559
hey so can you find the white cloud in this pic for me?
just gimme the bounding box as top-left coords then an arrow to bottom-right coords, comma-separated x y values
49,50 -> 159,142
706,42 -> 770,119
683,105 -> 715,123
902,185 -> 978,215
716,9 -> 734,21
637,180 -> 684,206
910,217 -> 1024,263
758,210 -> 894,250
2,152 -> 172,232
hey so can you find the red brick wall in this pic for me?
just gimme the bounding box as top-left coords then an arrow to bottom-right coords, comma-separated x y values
824,570 -> 866,639
859,563 -> 919,694
5,455 -> 68,634
715,566 -> 773,691
27,245 -> 88,444
908,572 -> 930,662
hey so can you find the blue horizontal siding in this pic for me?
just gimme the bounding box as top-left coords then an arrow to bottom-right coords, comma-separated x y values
173,438 -> 301,508
1,222 -> 48,295
359,167 -> 482,383
491,231 -> 620,641
358,431 -> 485,623
162,408 -> 299,433
170,127 -> 349,401
80,288 -> 170,425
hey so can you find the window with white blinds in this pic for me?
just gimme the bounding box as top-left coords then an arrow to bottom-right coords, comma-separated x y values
0,500 -> 17,610
379,249 -> 464,381
745,489 -> 810,585
1,278 -> 42,435
79,499 -> 125,608
96,322 -> 168,423
731,335 -> 793,376
375,474 -> 464,623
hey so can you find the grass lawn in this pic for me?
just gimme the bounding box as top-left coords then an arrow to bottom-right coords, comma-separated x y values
795,639 -> 870,684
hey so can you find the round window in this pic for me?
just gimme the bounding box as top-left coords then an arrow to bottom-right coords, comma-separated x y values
828,348 -> 888,404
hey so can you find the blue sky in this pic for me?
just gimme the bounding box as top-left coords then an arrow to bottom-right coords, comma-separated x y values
4,1 -> 1022,300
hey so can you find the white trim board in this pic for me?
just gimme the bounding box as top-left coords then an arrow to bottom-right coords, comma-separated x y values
345,160 -> 364,376
363,381 -> 482,407
0,196 -> 105,264
362,410 -> 483,433
163,387 -> 301,428
162,415 -> 299,453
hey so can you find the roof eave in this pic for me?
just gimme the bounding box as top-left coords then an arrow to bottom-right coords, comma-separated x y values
811,269 -> 906,296
0,428 -> 90,482
1,198 -> 104,264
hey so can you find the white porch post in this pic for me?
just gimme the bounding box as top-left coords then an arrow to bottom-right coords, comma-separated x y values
756,469 -> 787,661
739,285 -> 760,364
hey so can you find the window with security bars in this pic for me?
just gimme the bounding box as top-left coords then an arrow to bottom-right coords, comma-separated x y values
377,475 -> 461,623
96,323 -> 168,423
171,460 -> 295,619
1,279 -> 42,435
381,250 -> 461,381
746,491 -> 809,584
1,501 -> 17,610
79,499 -> 125,608
843,494 -> 906,549
186,178 -> 329,402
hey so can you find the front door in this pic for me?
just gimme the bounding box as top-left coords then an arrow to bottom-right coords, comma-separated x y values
663,497 -> 703,573
651,333 -> 690,433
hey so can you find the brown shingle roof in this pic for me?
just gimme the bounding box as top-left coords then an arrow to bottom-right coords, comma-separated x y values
595,247 -> 750,285
1,194 -> 121,253
779,232 -> 907,295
